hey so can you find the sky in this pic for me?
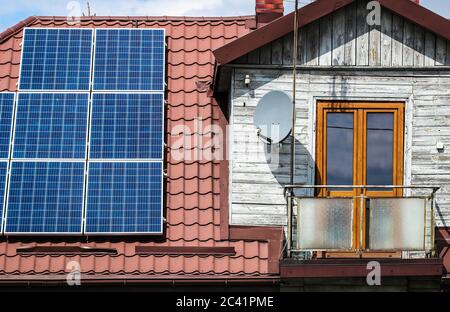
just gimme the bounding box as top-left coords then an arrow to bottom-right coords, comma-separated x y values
0,0 -> 449,32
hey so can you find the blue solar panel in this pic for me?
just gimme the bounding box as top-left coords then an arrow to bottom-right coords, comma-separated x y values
0,162 -> 8,232
93,29 -> 165,91
0,93 -> 14,159
9,27 -> 166,235
90,93 -> 163,159
19,28 -> 93,91
5,161 -> 85,234
85,162 -> 163,234
13,93 -> 89,159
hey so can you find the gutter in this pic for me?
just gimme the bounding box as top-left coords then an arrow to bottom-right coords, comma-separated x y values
0,275 -> 280,287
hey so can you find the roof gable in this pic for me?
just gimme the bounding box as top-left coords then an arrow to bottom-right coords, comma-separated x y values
213,0 -> 450,65
231,1 -> 450,67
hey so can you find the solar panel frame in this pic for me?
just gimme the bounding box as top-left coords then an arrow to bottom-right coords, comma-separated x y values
92,28 -> 166,92
18,28 -> 94,92
8,27 -> 167,236
89,92 -> 164,160
0,92 -> 15,160
4,160 -> 86,235
83,160 -> 164,235
12,93 -> 90,160
0,161 -> 9,234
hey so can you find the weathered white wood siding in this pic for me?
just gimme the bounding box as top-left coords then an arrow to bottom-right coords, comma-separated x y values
230,69 -> 450,227
233,0 -> 450,67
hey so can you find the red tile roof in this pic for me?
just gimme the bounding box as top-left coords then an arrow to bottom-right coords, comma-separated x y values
0,16 -> 283,284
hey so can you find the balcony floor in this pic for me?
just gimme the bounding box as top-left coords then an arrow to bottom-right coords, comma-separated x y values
280,258 -> 443,278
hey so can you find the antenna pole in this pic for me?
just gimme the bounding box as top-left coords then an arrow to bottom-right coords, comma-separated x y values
290,0 -> 298,186
288,0 -> 299,258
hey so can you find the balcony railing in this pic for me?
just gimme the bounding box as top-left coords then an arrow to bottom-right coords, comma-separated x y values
284,185 -> 440,257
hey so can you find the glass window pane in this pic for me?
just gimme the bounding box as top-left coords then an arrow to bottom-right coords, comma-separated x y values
366,113 -> 394,189
296,198 -> 353,250
326,113 -> 353,190
369,198 -> 426,250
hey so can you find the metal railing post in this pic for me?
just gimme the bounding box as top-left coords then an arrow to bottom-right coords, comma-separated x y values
430,187 -> 438,257
359,187 -> 364,256
287,191 -> 293,258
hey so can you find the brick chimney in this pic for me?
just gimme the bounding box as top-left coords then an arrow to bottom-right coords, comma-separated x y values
256,0 -> 284,25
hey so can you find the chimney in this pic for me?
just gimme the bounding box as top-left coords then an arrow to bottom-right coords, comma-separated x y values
256,0 -> 284,26
411,0 -> 420,3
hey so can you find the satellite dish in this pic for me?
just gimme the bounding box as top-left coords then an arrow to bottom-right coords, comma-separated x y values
253,91 -> 293,144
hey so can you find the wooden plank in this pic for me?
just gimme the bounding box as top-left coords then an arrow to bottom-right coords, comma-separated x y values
231,212 -> 287,226
380,9 -> 392,66
447,40 -> 450,66
247,49 -> 260,65
283,33 -> 293,65
413,25 -> 425,67
233,55 -> 248,64
435,37 -> 446,66
233,193 -> 286,206
344,3 -> 357,66
392,14 -> 403,66
306,21 -> 319,66
298,27 -> 307,65
319,15 -> 332,66
402,20 -> 414,66
356,0 -> 369,66
231,203 -> 287,215
424,31 -> 436,67
271,37 -> 284,65
259,42 -> 272,64
369,22 -> 381,66
332,8 -> 346,66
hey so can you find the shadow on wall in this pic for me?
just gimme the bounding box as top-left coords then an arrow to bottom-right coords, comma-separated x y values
263,136 -> 316,197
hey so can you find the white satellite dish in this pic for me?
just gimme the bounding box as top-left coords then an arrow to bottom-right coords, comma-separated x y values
253,91 -> 293,144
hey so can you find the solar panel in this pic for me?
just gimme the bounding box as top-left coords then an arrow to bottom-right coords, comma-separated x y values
0,93 -> 14,159
8,27 -> 166,235
13,93 -> 89,159
93,29 -> 165,91
0,162 -> 8,233
85,162 -> 163,234
19,28 -> 93,91
90,93 -> 163,159
5,161 -> 85,234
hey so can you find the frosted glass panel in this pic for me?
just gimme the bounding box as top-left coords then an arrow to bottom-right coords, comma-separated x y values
296,198 -> 353,250
369,198 -> 426,250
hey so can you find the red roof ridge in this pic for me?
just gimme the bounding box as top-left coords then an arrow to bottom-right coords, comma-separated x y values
33,15 -> 255,21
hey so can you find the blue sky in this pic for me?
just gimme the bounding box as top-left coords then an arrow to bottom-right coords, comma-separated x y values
1,0 -> 449,32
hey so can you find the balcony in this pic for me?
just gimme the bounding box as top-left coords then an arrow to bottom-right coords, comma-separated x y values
280,185 -> 444,282
284,185 -> 440,257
